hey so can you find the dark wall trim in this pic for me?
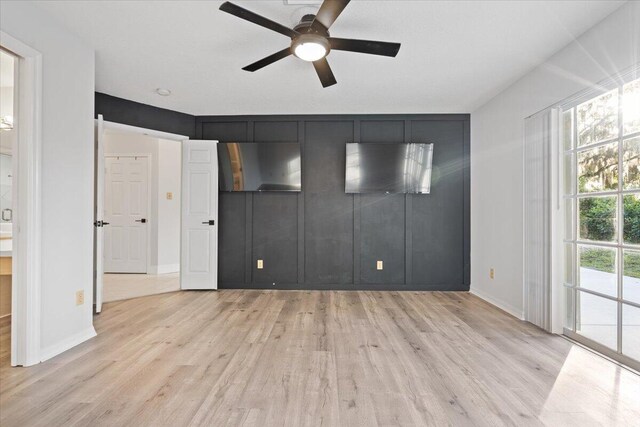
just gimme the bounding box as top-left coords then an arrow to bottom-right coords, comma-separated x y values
95,93 -> 196,138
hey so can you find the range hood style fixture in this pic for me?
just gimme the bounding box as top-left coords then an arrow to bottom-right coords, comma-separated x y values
219,0 -> 401,88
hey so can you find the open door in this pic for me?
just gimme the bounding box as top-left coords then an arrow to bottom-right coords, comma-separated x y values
181,140 -> 218,290
93,114 -> 105,313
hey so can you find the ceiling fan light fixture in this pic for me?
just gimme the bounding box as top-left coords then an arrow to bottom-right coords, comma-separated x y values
292,34 -> 330,62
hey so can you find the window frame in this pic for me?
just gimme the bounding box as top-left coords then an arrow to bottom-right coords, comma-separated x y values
563,77 -> 640,371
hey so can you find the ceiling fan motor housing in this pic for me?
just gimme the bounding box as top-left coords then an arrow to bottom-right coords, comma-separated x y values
294,14 -> 329,36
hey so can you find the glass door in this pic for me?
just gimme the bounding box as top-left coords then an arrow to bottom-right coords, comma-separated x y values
563,77 -> 640,370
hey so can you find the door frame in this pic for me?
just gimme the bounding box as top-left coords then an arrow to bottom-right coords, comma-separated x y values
95,120 -> 189,306
103,153 -> 152,274
1,31 -> 44,367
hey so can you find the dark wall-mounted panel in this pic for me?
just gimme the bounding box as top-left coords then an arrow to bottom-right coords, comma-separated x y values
304,121 -> 354,284
254,121 -> 298,142
411,120 -> 466,289
360,120 -> 405,143
202,121 -> 248,142
218,193 -> 246,284
252,193 -> 299,284
359,194 -> 405,284
196,114 -> 470,291
358,120 -> 407,284
95,93 -> 196,138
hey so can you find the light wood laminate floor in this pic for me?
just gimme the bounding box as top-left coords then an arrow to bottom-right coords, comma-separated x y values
1,290 -> 639,426
103,272 -> 180,302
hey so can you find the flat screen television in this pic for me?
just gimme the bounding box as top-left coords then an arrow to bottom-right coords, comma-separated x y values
217,142 -> 302,192
345,143 -> 434,194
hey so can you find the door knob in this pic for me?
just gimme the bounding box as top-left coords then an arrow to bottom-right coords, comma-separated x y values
135,218 -> 147,223
202,220 -> 215,225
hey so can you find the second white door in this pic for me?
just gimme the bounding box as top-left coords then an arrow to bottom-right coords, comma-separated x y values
181,141 -> 218,290
104,155 -> 149,273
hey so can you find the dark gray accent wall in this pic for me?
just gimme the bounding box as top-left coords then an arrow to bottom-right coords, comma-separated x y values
95,93 -> 196,138
196,114 -> 470,291
93,92 -> 469,290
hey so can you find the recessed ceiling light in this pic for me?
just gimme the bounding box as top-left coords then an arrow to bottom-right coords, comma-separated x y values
155,88 -> 171,96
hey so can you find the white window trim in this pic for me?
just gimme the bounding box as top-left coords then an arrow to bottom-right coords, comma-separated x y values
561,70 -> 640,371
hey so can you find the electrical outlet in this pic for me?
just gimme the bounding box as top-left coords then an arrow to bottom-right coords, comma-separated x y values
257,259 -> 264,269
376,260 -> 383,270
166,192 -> 173,200
490,268 -> 495,279
76,290 -> 84,306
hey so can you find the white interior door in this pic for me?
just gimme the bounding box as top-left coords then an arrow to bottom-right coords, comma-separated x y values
181,140 -> 218,290
104,155 -> 149,273
94,115 -> 105,313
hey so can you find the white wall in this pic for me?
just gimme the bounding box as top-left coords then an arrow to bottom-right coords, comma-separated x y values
104,131 -> 181,273
1,2 -> 96,356
471,2 -> 640,318
157,139 -> 181,272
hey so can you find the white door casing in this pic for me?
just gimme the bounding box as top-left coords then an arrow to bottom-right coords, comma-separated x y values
181,141 -> 218,290
104,155 -> 149,273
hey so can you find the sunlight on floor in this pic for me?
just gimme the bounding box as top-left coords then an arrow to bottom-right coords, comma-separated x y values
539,346 -> 640,426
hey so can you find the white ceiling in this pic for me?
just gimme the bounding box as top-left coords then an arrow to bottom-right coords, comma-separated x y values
33,0 -> 624,115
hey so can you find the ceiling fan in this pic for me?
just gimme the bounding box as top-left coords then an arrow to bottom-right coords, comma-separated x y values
219,0 -> 401,88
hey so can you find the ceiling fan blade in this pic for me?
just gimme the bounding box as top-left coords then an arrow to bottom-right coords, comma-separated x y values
219,2 -> 298,38
329,38 -> 401,57
311,0 -> 351,31
242,48 -> 292,72
312,58 -> 337,88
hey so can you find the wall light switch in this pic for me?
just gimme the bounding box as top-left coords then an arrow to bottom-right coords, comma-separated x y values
76,290 -> 84,306
490,268 -> 495,279
257,259 -> 264,269
376,260 -> 383,270
166,192 -> 173,200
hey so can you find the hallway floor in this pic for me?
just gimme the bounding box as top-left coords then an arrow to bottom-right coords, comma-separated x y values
103,272 -> 180,302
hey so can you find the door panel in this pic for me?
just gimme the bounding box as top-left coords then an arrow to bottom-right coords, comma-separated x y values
104,156 -> 149,273
181,141 -> 218,290
94,115 -> 105,313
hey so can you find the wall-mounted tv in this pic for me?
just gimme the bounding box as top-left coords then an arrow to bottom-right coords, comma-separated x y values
218,142 -> 302,192
345,143 -> 434,194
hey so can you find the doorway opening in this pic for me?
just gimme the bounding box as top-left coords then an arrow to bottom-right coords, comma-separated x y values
0,48 -> 17,363
101,127 -> 182,303
94,118 -> 220,314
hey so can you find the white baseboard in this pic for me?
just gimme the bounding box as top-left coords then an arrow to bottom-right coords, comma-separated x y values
469,287 -> 525,320
148,263 -> 180,275
39,326 -> 97,363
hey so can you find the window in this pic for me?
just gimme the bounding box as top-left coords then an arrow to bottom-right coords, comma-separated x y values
563,77 -> 640,366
